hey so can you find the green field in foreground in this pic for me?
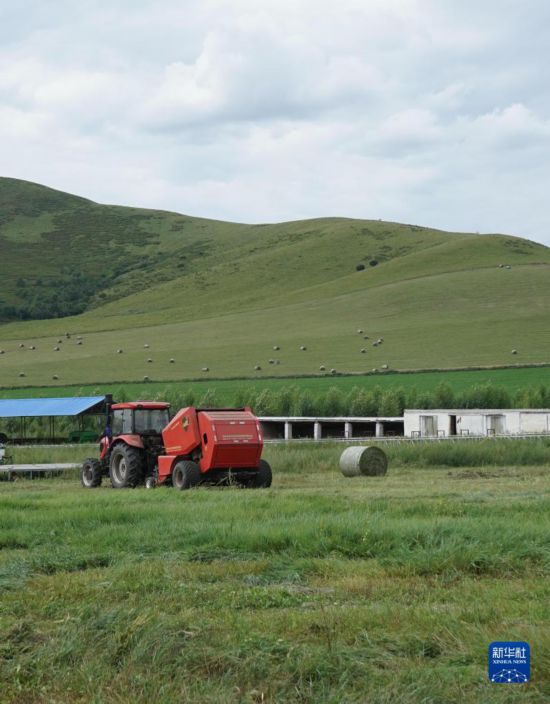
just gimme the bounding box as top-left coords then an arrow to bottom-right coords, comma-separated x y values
1,442 -> 549,703
2,366 -> 550,405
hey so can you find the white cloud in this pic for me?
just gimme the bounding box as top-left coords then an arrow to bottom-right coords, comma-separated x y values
1,1 -> 550,245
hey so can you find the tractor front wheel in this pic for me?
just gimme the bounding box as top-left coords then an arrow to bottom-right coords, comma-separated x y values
247,459 -> 272,488
81,458 -> 103,488
109,445 -> 144,488
172,460 -> 201,490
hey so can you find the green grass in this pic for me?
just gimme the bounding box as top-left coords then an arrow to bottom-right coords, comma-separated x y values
1,178 -> 550,387
1,442 -> 549,702
2,366 -> 550,405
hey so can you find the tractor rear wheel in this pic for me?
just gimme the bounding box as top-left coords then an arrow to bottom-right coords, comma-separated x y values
247,459 -> 272,488
172,460 -> 201,490
109,444 -> 144,488
81,458 -> 103,488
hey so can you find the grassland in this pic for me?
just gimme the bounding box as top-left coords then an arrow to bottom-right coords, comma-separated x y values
1,441 -> 549,703
1,178 -> 550,387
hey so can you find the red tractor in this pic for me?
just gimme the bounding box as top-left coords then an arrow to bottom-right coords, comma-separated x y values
81,401 -> 272,490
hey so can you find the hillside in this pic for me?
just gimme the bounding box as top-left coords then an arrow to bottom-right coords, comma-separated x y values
0,177 -> 549,386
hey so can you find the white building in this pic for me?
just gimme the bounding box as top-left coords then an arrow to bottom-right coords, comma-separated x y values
404,409 -> 550,438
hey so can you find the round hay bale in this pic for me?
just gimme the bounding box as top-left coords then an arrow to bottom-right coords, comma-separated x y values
65,332 -> 71,338
268,359 -> 275,364
53,346 -> 60,351
330,368 -> 337,375
319,365 -> 326,371
52,374 -> 59,380
381,364 -> 388,370
356,264 -> 365,271
76,341 -> 83,346
373,341 -> 379,347
275,359 -> 280,365
361,348 -> 366,353
273,345 -> 280,350
363,335 -> 369,340
505,265 -> 511,269
18,372 -> 25,377
144,343 -> 150,348
76,335 -> 83,340
511,349 -> 518,355
300,345 -> 307,351
57,339 -> 63,344
0,350 -> 4,354
339,446 -> 388,477
19,343 -> 25,348
147,358 -> 153,363
254,365 -> 261,371
202,367 -> 209,372
143,375 -> 150,381
117,349 -> 123,354
29,345 -> 35,350
357,329 -> 363,334
169,358 -> 175,363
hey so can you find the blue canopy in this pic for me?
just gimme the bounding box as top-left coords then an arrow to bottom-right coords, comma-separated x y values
0,396 -> 106,418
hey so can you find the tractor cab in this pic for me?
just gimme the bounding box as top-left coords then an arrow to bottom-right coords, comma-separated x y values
111,402 -> 171,438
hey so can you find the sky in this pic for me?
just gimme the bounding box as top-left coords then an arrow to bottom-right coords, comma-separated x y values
1,0 -> 550,245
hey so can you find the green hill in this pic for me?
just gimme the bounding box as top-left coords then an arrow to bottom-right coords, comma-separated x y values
1,177 -> 549,387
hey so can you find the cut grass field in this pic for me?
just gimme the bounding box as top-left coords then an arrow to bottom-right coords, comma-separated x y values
2,366 -> 550,406
1,441 -> 549,703
1,178 -> 550,387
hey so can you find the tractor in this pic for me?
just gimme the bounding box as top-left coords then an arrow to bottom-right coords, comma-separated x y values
81,401 -> 272,490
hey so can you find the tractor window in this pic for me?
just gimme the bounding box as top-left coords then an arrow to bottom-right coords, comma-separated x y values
112,409 -> 133,434
134,409 -> 169,433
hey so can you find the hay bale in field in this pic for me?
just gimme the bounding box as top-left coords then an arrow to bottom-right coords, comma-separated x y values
52,374 -> 59,380
268,359 -> 275,364
19,343 -> 25,348
381,364 -> 388,370
0,350 -> 4,354
511,349 -> 518,355
339,446 -> 388,477
300,345 -> 307,351
357,329 -> 363,334
117,349 -> 123,354
373,341 -> 379,347
53,346 -> 60,351
330,368 -> 337,375
361,348 -> 366,353
202,367 -> 209,372
65,333 -> 71,338
76,335 -> 83,340
147,358 -> 153,363
143,375 -> 150,381
319,365 -> 326,371
144,343 -> 150,348
18,372 -> 25,377
254,365 -> 261,371
29,345 -> 35,350
169,358 -> 175,363
76,341 -> 83,346
273,345 -> 280,350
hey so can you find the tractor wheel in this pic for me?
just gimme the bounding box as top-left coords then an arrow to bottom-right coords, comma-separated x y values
81,458 -> 103,488
172,460 -> 201,490
109,445 -> 144,488
248,459 -> 272,488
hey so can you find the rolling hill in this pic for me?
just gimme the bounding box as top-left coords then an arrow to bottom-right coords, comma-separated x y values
0,176 -> 549,387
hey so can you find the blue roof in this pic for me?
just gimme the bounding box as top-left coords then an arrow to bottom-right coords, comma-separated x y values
0,396 -> 106,418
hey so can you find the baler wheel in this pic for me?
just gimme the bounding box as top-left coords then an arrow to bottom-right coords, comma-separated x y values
172,460 -> 201,490
248,459 -> 272,488
81,458 -> 103,488
109,445 -> 144,488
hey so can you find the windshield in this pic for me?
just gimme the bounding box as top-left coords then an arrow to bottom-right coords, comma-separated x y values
133,409 -> 170,433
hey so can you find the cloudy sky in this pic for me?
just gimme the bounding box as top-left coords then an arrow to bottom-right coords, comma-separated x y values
1,0 -> 550,244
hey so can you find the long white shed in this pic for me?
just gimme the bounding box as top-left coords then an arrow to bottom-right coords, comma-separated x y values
404,409 -> 550,437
